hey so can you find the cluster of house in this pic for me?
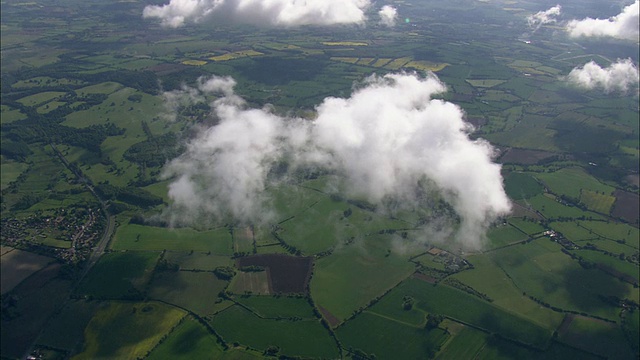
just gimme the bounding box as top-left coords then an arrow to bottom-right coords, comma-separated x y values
1,207 -> 103,263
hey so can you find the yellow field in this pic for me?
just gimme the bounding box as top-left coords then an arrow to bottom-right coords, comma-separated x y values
322,41 -> 368,46
73,302 -> 185,360
372,58 -> 392,67
357,58 -> 375,65
404,61 -> 449,72
384,57 -> 413,70
465,79 -> 507,88
580,190 -> 616,214
181,60 -> 207,66
263,43 -> 301,50
330,57 -> 359,64
209,50 -> 264,62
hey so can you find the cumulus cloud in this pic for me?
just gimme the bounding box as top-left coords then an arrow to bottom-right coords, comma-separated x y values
161,73 -> 511,249
143,0 -> 371,28
566,0 -> 639,41
565,59 -> 640,93
527,5 -> 561,30
378,5 -> 397,27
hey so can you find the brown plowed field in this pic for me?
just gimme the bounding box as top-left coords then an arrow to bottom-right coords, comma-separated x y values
236,254 -> 312,294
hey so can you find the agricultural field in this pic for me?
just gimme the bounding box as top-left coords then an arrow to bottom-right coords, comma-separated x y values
1,0 -> 639,359
73,301 -> 186,359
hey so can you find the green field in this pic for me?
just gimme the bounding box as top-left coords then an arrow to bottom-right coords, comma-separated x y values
534,167 -> 614,200
148,270 -> 230,316
490,239 -> 635,320
236,296 -> 316,319
211,305 -> 339,358
147,316 -> 225,360
451,254 -> 564,331
558,315 -> 635,359
310,234 -> 417,321
76,251 -> 159,299
486,224 -> 528,249
337,311 -> 450,359
111,224 -> 233,254
436,326 -> 487,360
508,217 -> 546,235
73,301 -> 186,360
504,172 -> 543,200
36,299 -> 100,351
379,278 -> 552,348
163,252 -> 233,271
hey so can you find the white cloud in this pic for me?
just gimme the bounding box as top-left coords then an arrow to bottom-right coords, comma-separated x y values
527,5 -> 561,29
143,0 -> 371,28
161,73 -> 512,249
565,59 -> 639,93
566,0 -> 639,41
378,5 -> 397,27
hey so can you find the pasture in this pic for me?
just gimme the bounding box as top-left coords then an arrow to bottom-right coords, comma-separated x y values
490,239 -> 634,320
436,326 -> 487,360
211,305 -> 339,358
236,296 -> 316,319
534,167 -> 614,200
147,316 -> 225,360
310,234 -> 417,321
503,172 -> 543,200
73,301 -> 185,360
337,312 -> 449,359
451,254 -> 564,331
558,315 -> 634,359
148,270 -> 230,316
386,277 -> 552,347
111,224 -> 233,254
76,251 -> 159,299
36,299 -> 100,351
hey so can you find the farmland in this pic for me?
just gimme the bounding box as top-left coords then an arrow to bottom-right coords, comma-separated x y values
1,0 -> 639,359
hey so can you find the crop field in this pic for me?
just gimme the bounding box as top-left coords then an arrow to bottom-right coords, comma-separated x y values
579,190 -> 616,214
147,316 -> 225,360
211,305 -> 339,358
111,224 -> 233,254
236,254 -> 312,294
337,312 -> 449,359
0,247 -> 54,294
436,326 -> 488,360
76,251 -> 159,299
73,301 -> 186,360
612,190 -> 640,225
229,271 -> 271,295
311,234 -> 417,322
149,270 -> 229,315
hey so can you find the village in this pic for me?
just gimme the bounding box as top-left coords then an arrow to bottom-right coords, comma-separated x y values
0,205 -> 105,264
